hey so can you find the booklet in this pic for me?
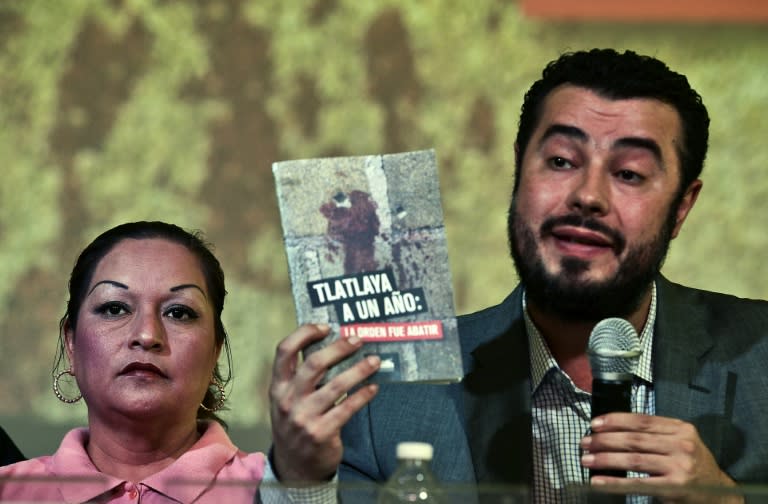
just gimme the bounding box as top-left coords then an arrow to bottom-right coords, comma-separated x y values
273,149 -> 463,384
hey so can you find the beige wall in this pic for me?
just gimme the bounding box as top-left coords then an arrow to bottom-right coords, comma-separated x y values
1,0 -> 766,456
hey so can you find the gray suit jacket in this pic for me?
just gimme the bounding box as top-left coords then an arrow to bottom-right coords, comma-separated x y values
340,276 -> 768,485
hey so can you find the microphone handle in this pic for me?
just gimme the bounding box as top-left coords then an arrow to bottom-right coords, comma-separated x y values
590,378 -> 631,479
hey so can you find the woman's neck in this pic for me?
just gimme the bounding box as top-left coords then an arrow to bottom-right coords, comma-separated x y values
85,414 -> 202,483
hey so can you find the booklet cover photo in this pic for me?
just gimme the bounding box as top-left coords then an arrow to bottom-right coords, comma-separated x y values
273,149 -> 463,384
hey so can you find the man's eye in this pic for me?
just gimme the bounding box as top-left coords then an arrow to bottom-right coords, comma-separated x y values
165,306 -> 198,321
616,170 -> 644,183
549,157 -> 574,169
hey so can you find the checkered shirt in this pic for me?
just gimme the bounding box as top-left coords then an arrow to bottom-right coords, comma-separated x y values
523,284 -> 657,503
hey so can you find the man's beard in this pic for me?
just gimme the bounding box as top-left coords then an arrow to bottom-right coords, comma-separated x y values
507,198 -> 679,322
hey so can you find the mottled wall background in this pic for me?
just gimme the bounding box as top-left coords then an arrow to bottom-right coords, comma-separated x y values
1,0 -> 766,457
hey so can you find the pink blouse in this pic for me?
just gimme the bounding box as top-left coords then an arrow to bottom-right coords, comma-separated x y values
0,421 -> 264,502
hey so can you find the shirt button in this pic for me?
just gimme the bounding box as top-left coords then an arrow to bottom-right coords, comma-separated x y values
125,482 -> 138,499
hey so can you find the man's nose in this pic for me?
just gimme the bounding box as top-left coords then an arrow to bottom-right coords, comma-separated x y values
566,166 -> 610,216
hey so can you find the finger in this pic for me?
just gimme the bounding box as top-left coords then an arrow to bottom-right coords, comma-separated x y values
588,476 -> 680,499
277,356 -> 380,444
305,369 -> 381,442
272,324 -> 331,382
583,432 -> 677,456
292,334 -> 366,393
583,451 -> 673,477
294,353 -> 380,418
316,354 -> 381,409
592,413 -> 686,435
310,382 -> 380,440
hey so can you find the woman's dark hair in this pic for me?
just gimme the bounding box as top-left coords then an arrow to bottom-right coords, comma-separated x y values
514,48 -> 710,200
54,221 -> 233,426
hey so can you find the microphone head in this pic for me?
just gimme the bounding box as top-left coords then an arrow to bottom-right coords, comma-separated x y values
587,318 -> 642,380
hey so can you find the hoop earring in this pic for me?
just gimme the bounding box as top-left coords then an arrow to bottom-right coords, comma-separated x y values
200,377 -> 226,412
53,369 -> 82,404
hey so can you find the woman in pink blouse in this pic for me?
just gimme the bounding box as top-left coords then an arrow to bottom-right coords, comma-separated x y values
0,221 -> 380,502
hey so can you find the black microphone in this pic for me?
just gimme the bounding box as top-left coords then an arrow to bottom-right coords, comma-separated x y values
587,317 -> 642,479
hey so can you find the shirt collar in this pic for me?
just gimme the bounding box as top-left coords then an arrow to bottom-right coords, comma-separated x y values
143,421 -> 240,502
52,421 -> 240,503
50,428 -> 119,503
523,283 -> 657,393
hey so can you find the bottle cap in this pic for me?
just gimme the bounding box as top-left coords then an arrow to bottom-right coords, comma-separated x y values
396,442 -> 434,460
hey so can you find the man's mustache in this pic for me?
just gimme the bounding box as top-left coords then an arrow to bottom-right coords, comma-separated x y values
540,214 -> 626,255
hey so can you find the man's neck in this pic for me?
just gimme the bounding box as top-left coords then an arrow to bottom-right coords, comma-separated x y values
526,285 -> 653,392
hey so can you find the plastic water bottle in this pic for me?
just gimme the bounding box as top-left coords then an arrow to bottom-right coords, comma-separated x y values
378,442 -> 442,503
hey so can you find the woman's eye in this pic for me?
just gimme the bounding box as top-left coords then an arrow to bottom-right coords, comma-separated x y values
165,306 -> 199,321
96,302 -> 129,317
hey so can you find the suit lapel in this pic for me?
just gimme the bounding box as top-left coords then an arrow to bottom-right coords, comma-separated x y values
654,276 -> 725,459
460,288 -> 533,484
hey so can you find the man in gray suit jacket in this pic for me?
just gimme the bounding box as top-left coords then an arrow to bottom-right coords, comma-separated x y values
338,49 -> 768,500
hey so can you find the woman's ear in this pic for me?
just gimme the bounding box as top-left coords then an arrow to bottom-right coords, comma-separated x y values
63,317 -> 76,369
214,341 -> 223,366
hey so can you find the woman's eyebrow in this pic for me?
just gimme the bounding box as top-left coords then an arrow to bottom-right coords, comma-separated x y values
171,284 -> 208,299
87,280 -> 128,296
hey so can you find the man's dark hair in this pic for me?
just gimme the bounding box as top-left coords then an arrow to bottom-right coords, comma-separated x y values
514,48 -> 710,198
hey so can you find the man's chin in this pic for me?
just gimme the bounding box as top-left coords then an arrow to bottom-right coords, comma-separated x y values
520,258 -> 644,319
545,259 -> 618,286
530,270 -> 651,321
531,288 -> 636,322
